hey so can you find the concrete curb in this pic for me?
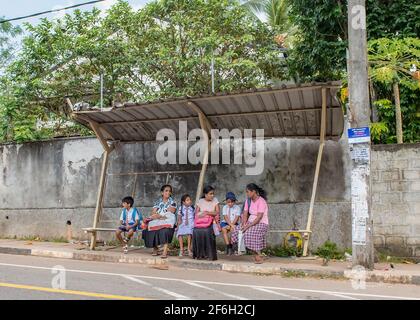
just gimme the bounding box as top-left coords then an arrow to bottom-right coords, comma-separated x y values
0,247 -> 31,256
2,246 -> 420,286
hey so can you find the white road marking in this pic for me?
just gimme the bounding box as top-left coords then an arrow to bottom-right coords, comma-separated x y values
0,261 -> 418,300
183,281 -> 247,300
326,293 -> 360,300
122,275 -> 189,300
253,287 -> 302,300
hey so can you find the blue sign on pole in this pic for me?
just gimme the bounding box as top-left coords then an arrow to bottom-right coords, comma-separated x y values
347,127 -> 370,144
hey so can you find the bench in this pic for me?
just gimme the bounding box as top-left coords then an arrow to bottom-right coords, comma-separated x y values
83,227 -> 116,233
83,227 -> 143,250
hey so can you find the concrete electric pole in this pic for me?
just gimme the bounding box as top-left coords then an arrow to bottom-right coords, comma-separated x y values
347,0 -> 374,269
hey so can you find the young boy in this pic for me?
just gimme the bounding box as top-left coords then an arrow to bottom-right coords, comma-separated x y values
116,196 -> 142,254
221,192 -> 241,255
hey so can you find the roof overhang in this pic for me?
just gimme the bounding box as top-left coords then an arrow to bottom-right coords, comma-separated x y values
72,81 -> 344,142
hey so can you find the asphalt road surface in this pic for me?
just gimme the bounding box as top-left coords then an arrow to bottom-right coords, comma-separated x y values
0,253 -> 420,300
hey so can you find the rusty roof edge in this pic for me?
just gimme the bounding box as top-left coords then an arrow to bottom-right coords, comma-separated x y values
72,81 -> 342,115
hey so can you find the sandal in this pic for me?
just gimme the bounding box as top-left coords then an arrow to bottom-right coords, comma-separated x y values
254,255 -> 263,264
161,255 -> 168,259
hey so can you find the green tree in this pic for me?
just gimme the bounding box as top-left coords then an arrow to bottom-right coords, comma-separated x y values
368,37 -> 420,144
241,0 -> 290,31
0,18 -> 22,141
0,18 -> 22,70
287,0 -> 419,81
1,0 -> 285,142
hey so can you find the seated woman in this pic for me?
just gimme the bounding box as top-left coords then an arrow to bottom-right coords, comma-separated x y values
231,183 -> 269,264
192,185 -> 219,261
142,184 -> 177,259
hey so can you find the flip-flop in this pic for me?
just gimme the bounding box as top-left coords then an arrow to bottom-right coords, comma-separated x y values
161,255 -> 168,259
254,256 -> 263,264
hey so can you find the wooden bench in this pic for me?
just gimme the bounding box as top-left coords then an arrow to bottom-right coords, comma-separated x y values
83,227 -> 116,233
83,227 -> 142,250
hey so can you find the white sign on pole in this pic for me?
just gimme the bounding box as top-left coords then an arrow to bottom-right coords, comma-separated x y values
352,217 -> 367,245
351,163 -> 370,246
350,145 -> 370,164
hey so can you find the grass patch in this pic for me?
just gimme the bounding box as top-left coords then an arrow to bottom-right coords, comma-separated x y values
315,241 -> 347,266
281,270 -> 307,278
1,235 -> 69,243
377,251 -> 417,264
262,245 -> 303,257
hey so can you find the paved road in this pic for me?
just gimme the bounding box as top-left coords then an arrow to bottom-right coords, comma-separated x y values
0,253 -> 420,300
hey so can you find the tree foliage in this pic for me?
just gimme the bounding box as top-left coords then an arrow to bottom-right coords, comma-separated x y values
241,0 -> 290,32
287,0 -> 419,82
0,0 -> 285,142
0,18 -> 22,70
368,37 -> 420,143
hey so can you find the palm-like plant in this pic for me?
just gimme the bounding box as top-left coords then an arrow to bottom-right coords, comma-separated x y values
368,37 -> 420,144
241,0 -> 290,31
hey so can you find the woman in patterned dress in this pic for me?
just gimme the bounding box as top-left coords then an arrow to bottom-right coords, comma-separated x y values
142,184 -> 177,259
231,183 -> 269,264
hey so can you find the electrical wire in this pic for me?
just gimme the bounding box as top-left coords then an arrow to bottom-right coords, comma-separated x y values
0,0 -> 106,24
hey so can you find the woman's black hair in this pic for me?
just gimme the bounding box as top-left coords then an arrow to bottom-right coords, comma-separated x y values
160,184 -> 173,194
121,196 -> 134,207
201,185 -> 215,198
180,194 -> 192,204
179,194 -> 193,217
246,183 -> 267,200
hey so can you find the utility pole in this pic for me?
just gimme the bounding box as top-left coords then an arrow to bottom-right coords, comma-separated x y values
347,0 -> 374,269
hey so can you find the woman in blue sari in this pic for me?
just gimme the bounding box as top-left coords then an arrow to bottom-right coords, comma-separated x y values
142,184 -> 177,258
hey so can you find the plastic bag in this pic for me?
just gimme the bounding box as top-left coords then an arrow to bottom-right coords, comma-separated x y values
238,230 -> 246,253
213,222 -> 220,236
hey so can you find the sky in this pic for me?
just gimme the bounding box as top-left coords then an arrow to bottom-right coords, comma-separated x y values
1,0 -> 151,27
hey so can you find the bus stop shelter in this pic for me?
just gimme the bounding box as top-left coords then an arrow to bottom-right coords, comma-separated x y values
71,81 -> 344,254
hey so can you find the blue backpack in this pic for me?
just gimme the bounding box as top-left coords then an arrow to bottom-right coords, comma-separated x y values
122,208 -> 142,230
241,198 -> 252,212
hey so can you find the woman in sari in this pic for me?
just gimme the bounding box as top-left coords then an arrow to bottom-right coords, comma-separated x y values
142,184 -> 177,259
192,185 -> 219,261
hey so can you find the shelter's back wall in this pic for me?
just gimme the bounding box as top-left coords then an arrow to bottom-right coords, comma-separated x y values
0,136 -> 351,250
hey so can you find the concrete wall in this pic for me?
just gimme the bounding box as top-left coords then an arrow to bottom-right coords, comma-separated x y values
371,143 -> 420,257
0,136 -> 351,251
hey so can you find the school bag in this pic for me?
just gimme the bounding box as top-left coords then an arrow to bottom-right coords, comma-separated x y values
241,198 -> 252,221
178,204 -> 195,226
122,208 -> 142,231
242,197 -> 252,211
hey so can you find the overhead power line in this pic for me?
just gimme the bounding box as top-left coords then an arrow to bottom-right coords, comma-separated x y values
0,0 -> 106,24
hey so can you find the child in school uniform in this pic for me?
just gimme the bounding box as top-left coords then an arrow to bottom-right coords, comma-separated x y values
116,196 -> 143,254
175,194 -> 195,257
221,192 -> 241,255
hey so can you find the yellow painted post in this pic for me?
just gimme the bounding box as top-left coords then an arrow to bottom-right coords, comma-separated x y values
88,122 -> 114,250
90,149 -> 110,250
302,87 -> 327,256
187,102 -> 211,204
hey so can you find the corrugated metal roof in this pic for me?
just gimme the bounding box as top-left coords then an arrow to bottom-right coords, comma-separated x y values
72,82 -> 343,142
